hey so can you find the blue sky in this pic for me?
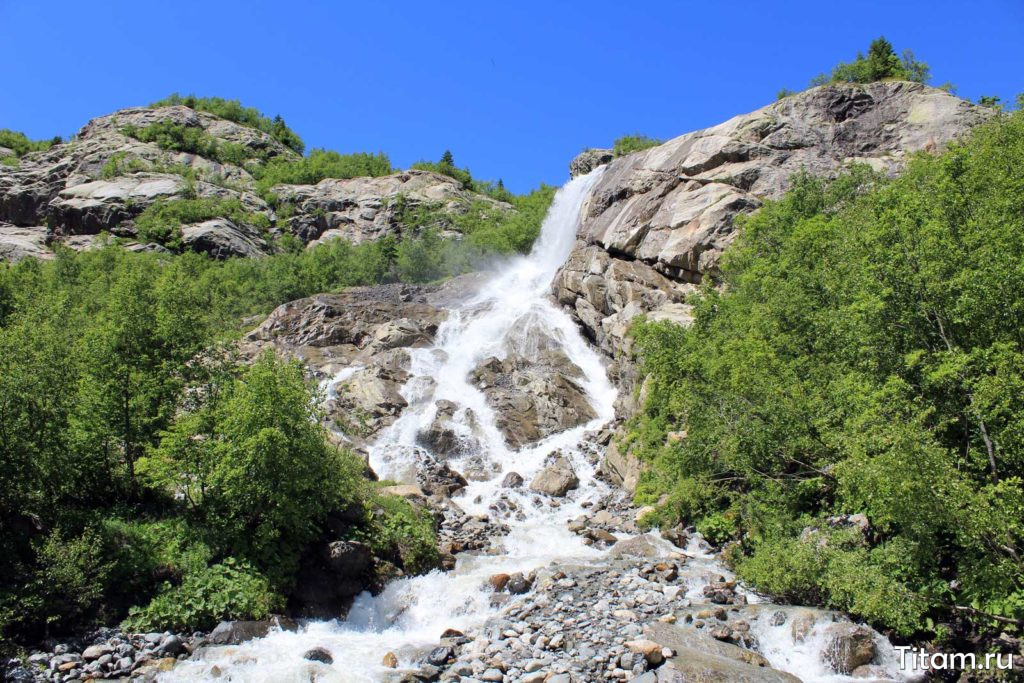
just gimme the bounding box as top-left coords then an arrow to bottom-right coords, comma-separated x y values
2,0 -> 1021,193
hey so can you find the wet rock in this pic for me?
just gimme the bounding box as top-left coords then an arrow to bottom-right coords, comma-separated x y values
501,471 -> 524,488
290,540 -> 373,618
625,639 -> 664,665
609,534 -> 663,559
156,634 -> 186,657
506,572 -> 533,594
82,644 -> 114,661
382,651 -> 399,668
529,454 -> 579,497
489,573 -> 511,592
426,646 -> 454,666
303,647 -> 333,664
416,456 -> 468,498
569,148 -> 614,178
208,618 -> 298,645
471,337 -> 596,449
417,400 -> 463,456
822,623 -> 877,674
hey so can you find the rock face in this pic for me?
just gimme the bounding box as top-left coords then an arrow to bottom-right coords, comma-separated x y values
0,105 -> 513,262
243,277 -> 483,448
554,82 -> 988,365
529,454 -> 580,497
569,148 -> 614,178
273,169 -> 511,245
471,333 -> 596,450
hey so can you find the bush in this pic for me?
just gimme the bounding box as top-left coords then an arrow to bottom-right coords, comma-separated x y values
411,150 -> 474,189
361,491 -> 439,574
24,528 -> 113,633
151,94 -> 304,154
0,129 -> 58,158
255,149 -> 393,197
810,36 -> 930,86
122,558 -> 281,632
613,134 -> 662,157
121,121 -> 270,166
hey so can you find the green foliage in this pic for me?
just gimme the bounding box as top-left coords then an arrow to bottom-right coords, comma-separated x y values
361,491 -> 439,574
151,93 -> 304,154
147,352 -> 364,584
121,121 -> 266,166
810,36 -> 930,86
0,129 -> 58,158
135,197 -> 271,247
255,149 -> 394,197
122,558 -> 281,632
613,134 -> 662,157
630,110 -> 1024,636
412,150 -> 474,189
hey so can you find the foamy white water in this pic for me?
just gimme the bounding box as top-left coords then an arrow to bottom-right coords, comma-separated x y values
166,170 -> 614,682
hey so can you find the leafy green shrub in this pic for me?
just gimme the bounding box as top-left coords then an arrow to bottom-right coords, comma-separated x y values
255,149 -> 393,196
121,121 -> 272,166
122,558 -> 281,632
25,527 -> 113,631
411,150 -> 474,189
135,197 -> 271,247
0,129 -> 59,158
810,36 -> 930,86
151,94 -> 304,154
613,134 -> 662,157
362,491 -> 439,574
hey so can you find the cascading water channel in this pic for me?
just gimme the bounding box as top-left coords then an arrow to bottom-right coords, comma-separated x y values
164,169 -> 920,683
166,170 -> 616,682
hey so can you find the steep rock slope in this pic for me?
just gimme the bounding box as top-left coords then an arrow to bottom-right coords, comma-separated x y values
0,106 -> 509,260
555,82 -> 988,369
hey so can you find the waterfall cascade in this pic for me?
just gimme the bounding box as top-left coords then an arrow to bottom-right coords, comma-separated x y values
167,170 -> 918,683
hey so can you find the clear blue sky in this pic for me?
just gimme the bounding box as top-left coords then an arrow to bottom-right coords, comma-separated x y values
2,0 -> 1021,193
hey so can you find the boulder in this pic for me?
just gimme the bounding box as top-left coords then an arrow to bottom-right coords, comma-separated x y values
180,218 -> 268,259
0,224 -> 51,261
822,623 -> 876,674
207,617 -> 298,645
416,400 -> 463,456
471,331 -> 596,449
529,454 -> 579,497
416,456 -> 468,498
289,540 -> 373,619
644,622 -> 800,683
569,148 -> 614,178
302,647 -> 333,664
501,471 -> 524,488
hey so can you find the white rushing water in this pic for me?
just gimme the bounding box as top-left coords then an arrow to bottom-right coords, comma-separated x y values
167,170 -> 616,682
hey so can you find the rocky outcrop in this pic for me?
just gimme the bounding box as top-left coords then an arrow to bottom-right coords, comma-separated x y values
273,169 -> 511,245
555,82 -> 988,366
179,217 -> 269,259
569,148 -> 614,178
0,223 -> 51,261
471,333 -> 596,450
0,106 -> 513,262
529,454 -> 580,497
244,278 -> 482,447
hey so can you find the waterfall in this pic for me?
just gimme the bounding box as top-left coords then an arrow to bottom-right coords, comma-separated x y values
166,170 -> 616,682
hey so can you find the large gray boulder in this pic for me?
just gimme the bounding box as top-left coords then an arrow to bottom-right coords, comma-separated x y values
471,331 -> 596,449
554,82 -> 989,366
569,148 -> 614,178
529,454 -> 579,497
0,224 -> 51,261
180,217 -> 268,259
644,622 -> 801,682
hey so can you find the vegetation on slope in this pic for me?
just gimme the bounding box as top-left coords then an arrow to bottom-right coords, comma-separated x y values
0,245 -> 441,646
0,130 -> 61,166
629,109 -> 1024,639
150,94 -> 305,154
